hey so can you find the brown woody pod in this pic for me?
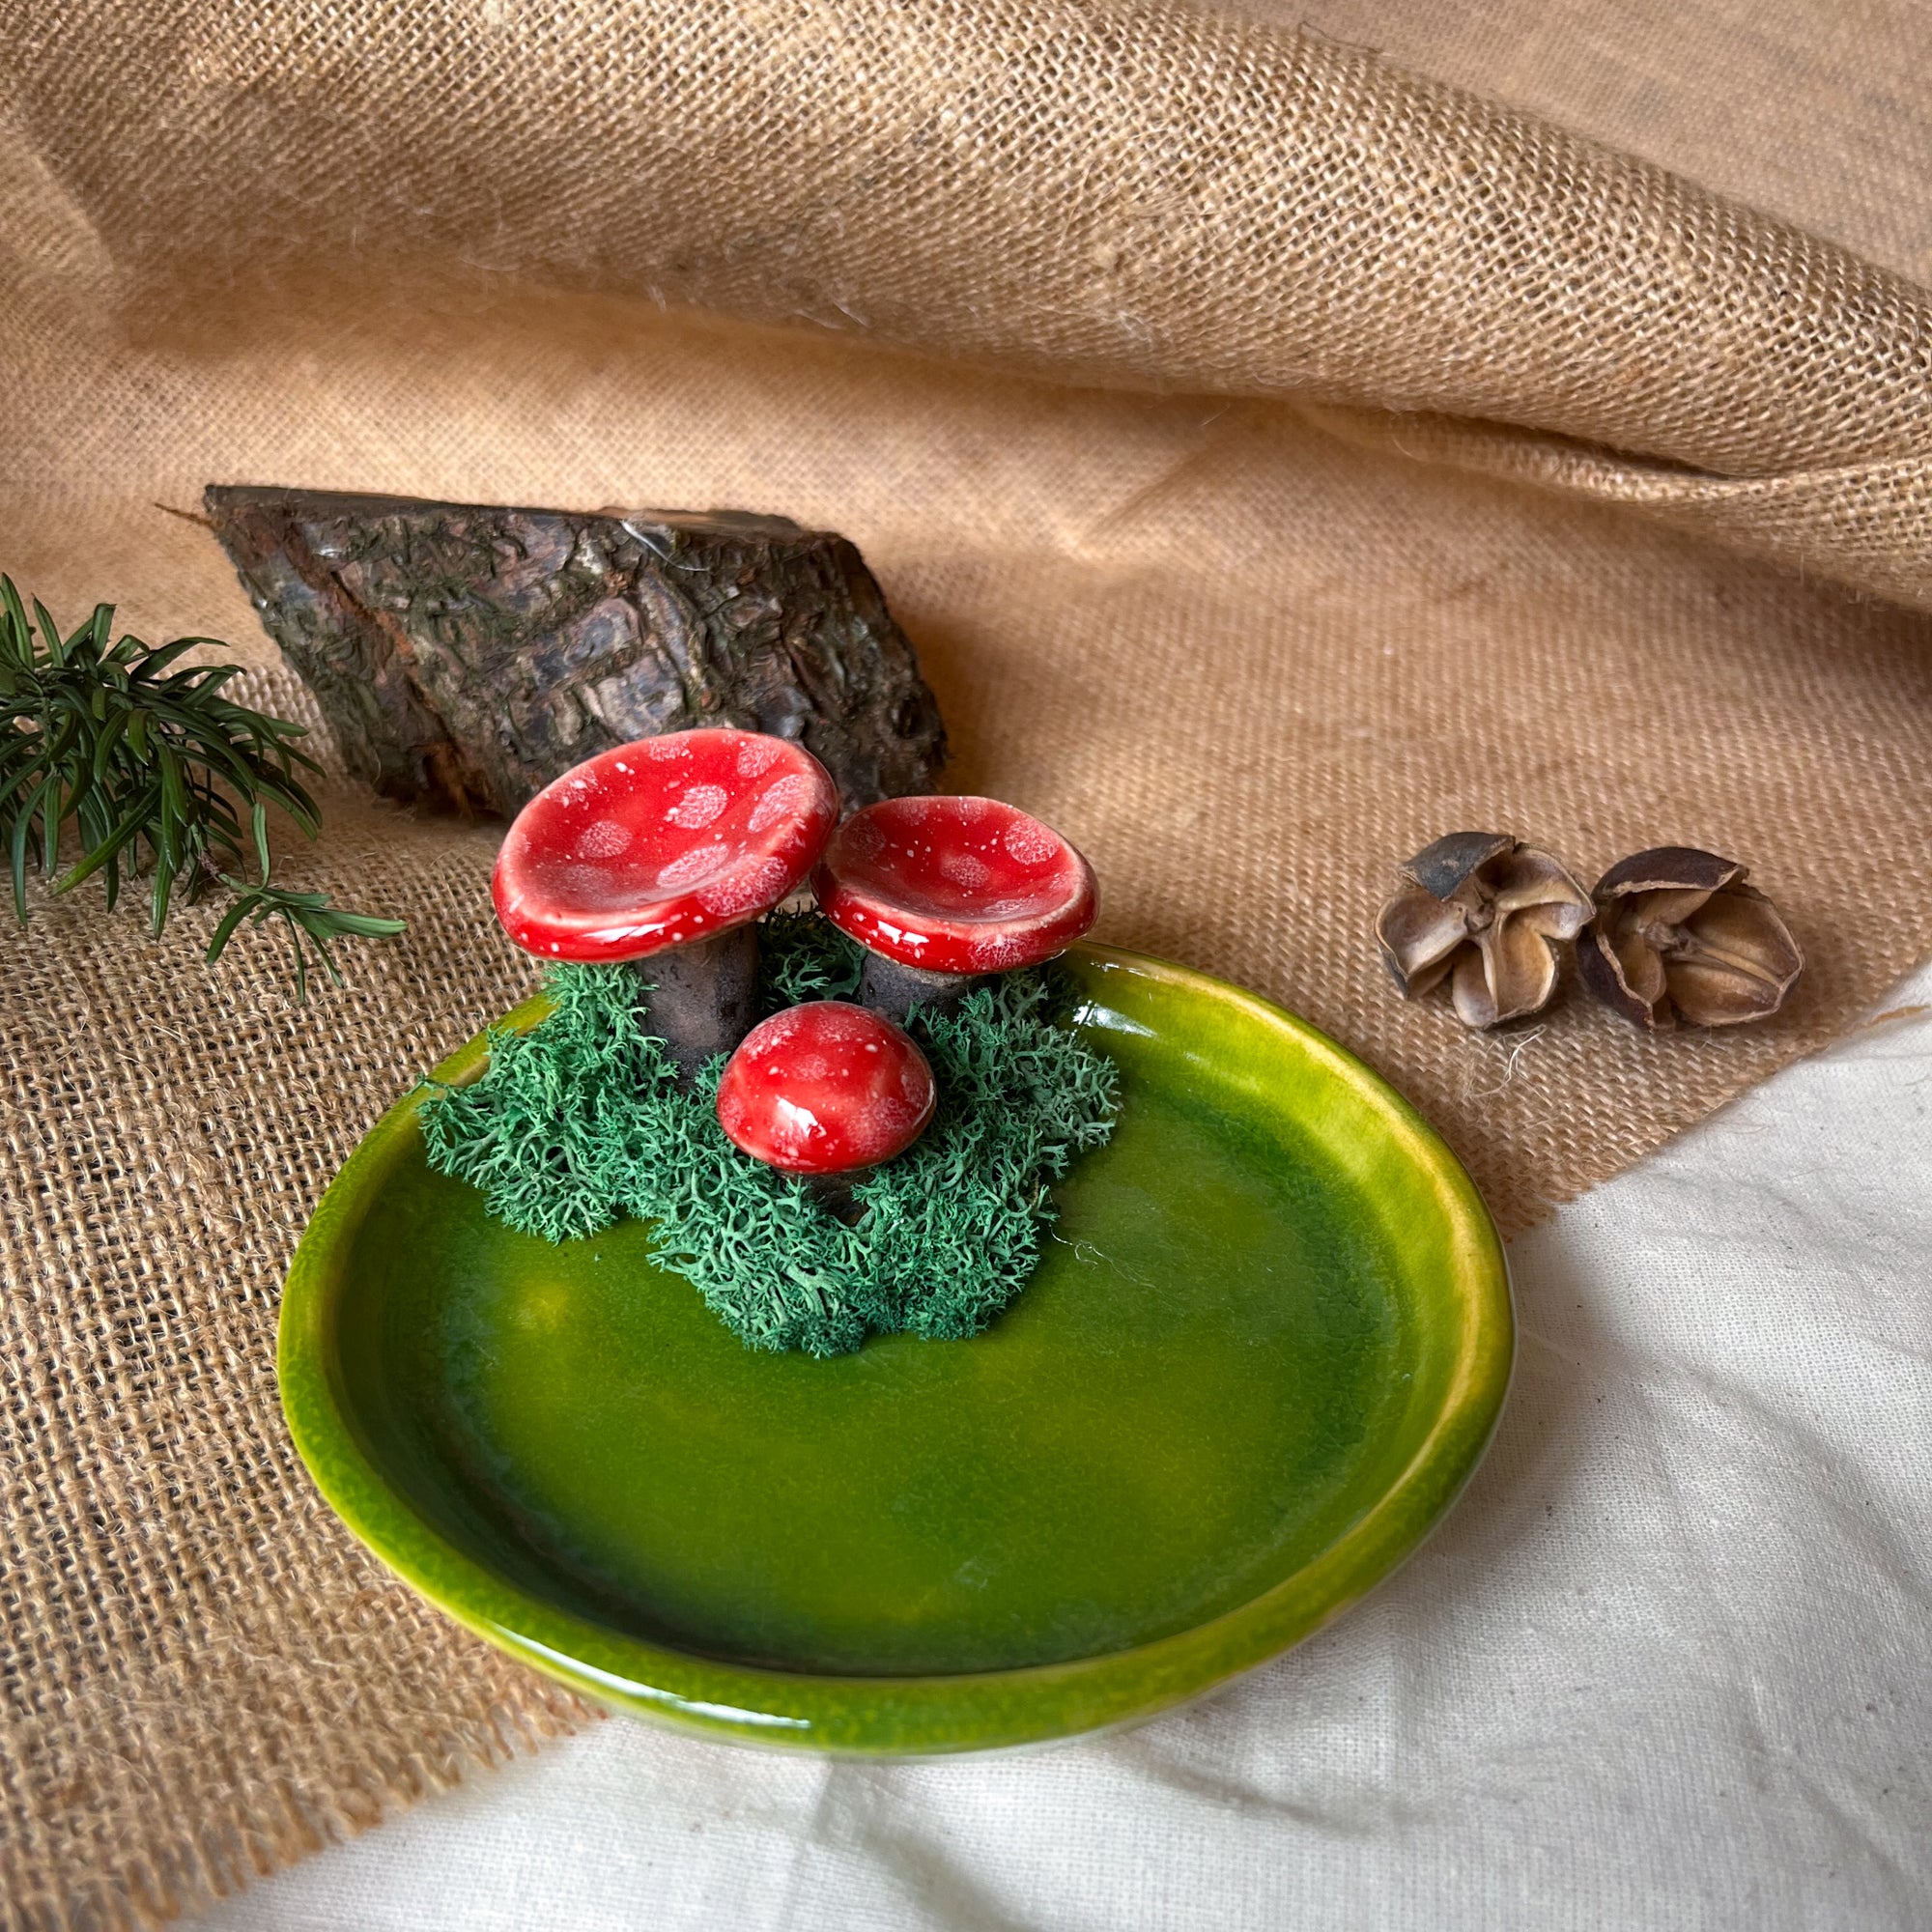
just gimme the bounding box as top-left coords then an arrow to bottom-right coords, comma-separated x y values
1376,832 -> 1593,1030
1577,846 -> 1803,1030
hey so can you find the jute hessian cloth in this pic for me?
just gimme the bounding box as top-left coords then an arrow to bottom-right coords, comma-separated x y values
4,0 -> 1932,1924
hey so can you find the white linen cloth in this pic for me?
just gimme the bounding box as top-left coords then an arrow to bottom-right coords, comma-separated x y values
191,963 -> 1932,1932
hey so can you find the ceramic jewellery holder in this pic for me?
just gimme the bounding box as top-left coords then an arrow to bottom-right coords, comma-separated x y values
279,729 -> 1513,1753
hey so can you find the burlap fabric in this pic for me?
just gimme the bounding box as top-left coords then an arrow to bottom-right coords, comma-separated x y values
4,0 -> 1932,1925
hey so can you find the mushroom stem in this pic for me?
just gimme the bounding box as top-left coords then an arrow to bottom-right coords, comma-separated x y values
637,924 -> 761,1085
807,1172 -> 867,1223
859,953 -> 984,1023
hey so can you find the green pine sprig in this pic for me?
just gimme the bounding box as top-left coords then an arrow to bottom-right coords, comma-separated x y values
0,577 -> 405,997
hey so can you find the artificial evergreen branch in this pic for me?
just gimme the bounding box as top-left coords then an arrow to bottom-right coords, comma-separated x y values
0,577 -> 405,997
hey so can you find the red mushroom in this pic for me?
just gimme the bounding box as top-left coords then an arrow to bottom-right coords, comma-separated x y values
493,728 -> 838,1079
716,1001 -> 936,1177
811,795 -> 1097,1018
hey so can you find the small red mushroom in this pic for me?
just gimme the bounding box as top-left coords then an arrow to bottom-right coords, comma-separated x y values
811,795 -> 1097,1018
492,728 -> 838,1079
716,1001 -> 936,1176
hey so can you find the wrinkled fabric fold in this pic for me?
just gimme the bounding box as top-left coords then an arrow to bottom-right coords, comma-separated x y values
10,0 -> 1932,605
1297,406 -> 1932,610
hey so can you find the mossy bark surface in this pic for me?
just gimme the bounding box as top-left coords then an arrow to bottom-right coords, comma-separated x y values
205,486 -> 947,815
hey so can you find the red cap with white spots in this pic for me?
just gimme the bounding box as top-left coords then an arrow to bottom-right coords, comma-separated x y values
810,795 -> 1097,976
492,729 -> 838,963
716,1001 -> 936,1175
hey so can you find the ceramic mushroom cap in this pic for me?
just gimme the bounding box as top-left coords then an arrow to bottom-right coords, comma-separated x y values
717,1002 -> 937,1175
492,730 -> 838,962
811,796 -> 1097,976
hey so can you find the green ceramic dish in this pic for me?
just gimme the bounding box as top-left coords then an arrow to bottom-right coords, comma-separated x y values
280,945 -> 1511,1754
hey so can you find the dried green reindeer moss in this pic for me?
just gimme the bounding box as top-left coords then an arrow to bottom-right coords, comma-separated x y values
419,912 -> 1120,1356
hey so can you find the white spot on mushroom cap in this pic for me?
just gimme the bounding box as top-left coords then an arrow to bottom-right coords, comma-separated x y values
657,846 -> 727,891
699,854 -> 792,918
1002,816 -> 1059,865
939,851 -> 991,890
574,819 -> 632,859
813,1004 -> 877,1044
641,737 -> 689,760
666,782 -> 728,829
975,930 -> 1033,968
751,1009 -> 806,1051
839,816 -> 886,862
543,859 -> 637,902
736,737 -> 784,778
749,772 -> 818,834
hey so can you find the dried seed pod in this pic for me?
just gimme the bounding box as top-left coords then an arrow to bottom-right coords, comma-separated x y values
1376,832 -> 1594,1029
1577,846 -> 1803,1030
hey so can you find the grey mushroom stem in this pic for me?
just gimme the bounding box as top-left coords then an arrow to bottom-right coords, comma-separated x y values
636,924 -> 761,1086
858,952 -> 986,1024
808,1172 -> 867,1223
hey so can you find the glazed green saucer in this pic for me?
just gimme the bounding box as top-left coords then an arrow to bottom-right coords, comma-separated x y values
279,945 -> 1511,1753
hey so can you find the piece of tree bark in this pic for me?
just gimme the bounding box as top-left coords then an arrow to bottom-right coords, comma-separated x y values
204,486 -> 948,816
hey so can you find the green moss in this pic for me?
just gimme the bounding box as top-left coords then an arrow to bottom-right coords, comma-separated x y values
418,913 -> 1120,1356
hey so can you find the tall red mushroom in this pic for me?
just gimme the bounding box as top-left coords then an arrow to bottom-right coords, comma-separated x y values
811,795 -> 1097,1018
493,729 -> 838,1078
